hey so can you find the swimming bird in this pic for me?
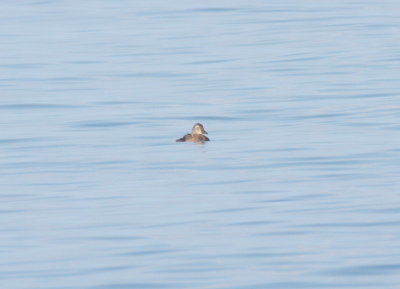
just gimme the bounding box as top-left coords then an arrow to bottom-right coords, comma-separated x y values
176,123 -> 210,142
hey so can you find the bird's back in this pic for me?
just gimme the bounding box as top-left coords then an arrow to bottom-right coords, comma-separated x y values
176,134 -> 192,142
176,134 -> 210,142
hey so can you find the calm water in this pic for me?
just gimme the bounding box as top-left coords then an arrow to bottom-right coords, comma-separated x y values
1,1 -> 400,288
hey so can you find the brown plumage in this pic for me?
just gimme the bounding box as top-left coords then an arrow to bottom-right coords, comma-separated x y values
176,123 -> 210,143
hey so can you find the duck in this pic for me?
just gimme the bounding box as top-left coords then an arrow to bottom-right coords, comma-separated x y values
176,123 -> 210,142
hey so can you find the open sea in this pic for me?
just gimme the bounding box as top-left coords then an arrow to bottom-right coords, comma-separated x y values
1,1 -> 400,288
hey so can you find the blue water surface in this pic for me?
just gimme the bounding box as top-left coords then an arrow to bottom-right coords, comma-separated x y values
1,1 -> 400,288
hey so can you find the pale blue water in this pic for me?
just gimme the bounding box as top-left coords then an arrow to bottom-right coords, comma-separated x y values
1,1 -> 400,288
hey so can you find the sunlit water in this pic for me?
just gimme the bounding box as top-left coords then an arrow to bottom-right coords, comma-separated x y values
1,1 -> 400,288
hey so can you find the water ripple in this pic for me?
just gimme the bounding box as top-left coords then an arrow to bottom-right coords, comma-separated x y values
322,263 -> 400,276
